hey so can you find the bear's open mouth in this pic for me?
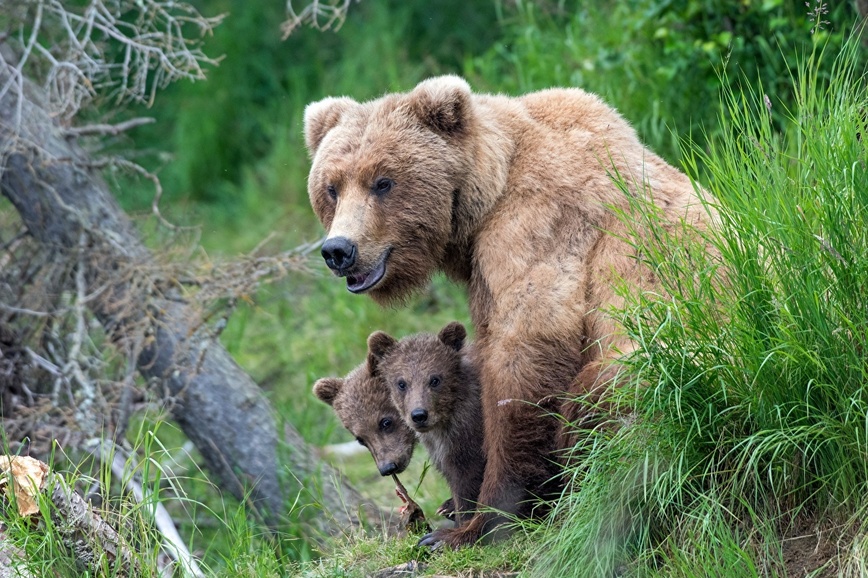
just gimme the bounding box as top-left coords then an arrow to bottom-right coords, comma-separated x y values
346,248 -> 391,294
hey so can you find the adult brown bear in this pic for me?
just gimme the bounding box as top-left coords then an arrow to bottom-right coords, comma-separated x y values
304,76 -> 707,547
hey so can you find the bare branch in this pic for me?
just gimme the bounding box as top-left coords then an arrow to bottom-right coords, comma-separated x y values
1,0 -> 224,122
64,117 -> 155,137
282,0 -> 359,39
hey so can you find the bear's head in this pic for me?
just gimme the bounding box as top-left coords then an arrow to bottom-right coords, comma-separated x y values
304,76 -> 475,304
368,321 -> 468,433
313,356 -> 417,477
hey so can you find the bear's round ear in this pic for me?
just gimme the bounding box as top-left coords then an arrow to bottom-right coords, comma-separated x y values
304,96 -> 358,155
438,321 -> 466,351
367,331 -> 398,370
313,377 -> 344,406
408,75 -> 472,136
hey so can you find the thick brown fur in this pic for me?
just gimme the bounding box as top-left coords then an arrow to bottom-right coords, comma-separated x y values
368,322 -> 486,526
305,76 -> 709,547
312,354 -> 417,478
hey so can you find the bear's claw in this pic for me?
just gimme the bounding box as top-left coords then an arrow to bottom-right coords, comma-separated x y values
436,498 -> 455,521
417,531 -> 445,550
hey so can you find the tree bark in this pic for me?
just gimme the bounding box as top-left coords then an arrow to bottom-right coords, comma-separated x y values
0,58 -> 381,536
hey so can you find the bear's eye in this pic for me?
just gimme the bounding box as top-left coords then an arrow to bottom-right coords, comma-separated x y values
379,418 -> 393,431
396,379 -> 407,392
327,184 -> 337,201
372,177 -> 394,196
356,437 -> 367,448
429,376 -> 441,388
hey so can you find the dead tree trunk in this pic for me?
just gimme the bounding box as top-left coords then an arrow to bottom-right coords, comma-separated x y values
0,60 -> 381,536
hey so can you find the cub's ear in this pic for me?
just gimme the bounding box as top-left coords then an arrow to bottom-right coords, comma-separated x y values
313,377 -> 344,406
367,331 -> 398,371
408,75 -> 472,136
438,321 -> 467,351
304,96 -> 357,155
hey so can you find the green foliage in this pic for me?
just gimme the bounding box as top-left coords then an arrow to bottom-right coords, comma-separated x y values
535,35 -> 868,577
126,0 -> 500,205
466,0 -> 860,163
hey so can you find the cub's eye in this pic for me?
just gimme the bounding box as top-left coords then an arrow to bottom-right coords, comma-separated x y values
356,437 -> 367,447
379,418 -> 393,431
327,184 -> 337,201
372,177 -> 394,196
429,376 -> 441,388
396,379 -> 407,391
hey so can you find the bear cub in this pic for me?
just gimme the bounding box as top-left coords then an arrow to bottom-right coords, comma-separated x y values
313,355 -> 417,479
368,321 -> 485,525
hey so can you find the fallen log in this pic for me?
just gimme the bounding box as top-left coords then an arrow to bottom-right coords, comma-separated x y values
0,55 -> 381,537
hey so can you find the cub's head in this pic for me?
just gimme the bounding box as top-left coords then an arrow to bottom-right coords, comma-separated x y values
304,76 -> 474,304
313,356 -> 417,477
367,322 -> 468,433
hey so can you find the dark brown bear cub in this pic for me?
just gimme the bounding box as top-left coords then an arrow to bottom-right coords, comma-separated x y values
368,321 -> 485,525
313,354 -> 417,478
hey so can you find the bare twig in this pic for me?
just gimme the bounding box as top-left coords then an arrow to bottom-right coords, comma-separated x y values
1,0 -> 223,122
24,346 -> 62,376
64,117 -> 155,137
282,0 -> 358,39
0,303 -> 52,318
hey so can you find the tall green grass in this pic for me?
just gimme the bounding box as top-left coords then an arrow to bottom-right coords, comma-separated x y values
533,35 -> 868,577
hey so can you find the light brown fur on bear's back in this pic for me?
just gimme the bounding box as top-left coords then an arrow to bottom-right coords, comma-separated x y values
305,76 -> 711,547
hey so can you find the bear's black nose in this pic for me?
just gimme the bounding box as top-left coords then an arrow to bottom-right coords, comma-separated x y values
411,408 -> 428,424
378,462 -> 398,476
321,236 -> 356,272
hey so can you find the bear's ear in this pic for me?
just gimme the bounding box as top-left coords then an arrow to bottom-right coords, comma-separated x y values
313,377 -> 344,406
304,96 -> 357,155
438,321 -> 466,351
408,75 -> 472,136
367,331 -> 398,371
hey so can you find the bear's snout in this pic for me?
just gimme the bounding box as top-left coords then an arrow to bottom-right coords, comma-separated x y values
321,236 -> 356,272
411,408 -> 429,425
378,461 -> 399,476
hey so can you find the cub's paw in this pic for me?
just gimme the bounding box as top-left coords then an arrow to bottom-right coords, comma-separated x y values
417,522 -> 481,550
436,498 -> 455,521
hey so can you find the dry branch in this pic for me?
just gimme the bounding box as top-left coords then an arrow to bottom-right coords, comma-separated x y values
0,56 -> 382,536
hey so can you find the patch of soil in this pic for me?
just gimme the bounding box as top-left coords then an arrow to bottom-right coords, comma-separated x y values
780,517 -> 841,578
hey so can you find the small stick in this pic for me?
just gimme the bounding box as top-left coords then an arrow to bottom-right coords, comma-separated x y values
391,474 -> 430,534
64,117 -> 156,137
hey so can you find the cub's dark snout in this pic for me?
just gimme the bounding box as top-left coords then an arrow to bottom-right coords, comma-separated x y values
321,237 -> 356,272
411,408 -> 429,424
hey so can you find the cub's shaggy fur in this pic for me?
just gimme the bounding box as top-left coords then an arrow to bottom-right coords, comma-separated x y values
369,322 -> 485,526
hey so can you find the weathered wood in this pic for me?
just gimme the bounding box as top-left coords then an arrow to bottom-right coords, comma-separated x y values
48,474 -> 139,576
0,57 -> 380,536
0,531 -> 36,578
